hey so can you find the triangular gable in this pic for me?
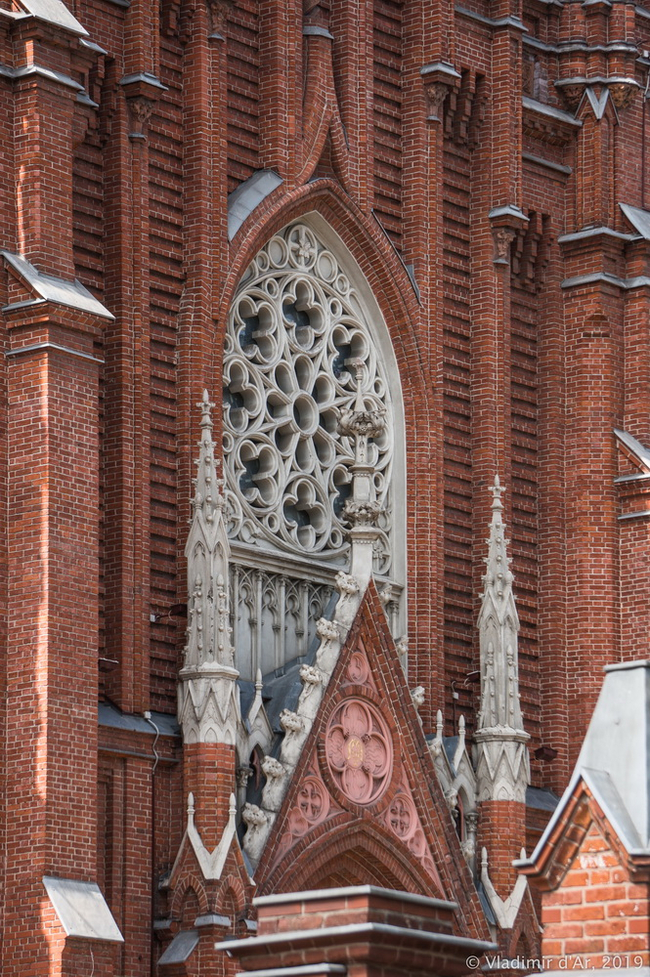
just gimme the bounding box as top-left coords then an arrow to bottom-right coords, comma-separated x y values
252,581 -> 490,942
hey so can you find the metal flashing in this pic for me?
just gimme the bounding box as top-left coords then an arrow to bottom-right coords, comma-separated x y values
1,251 -> 114,319
98,702 -> 180,737
0,63 -> 84,92
15,0 -> 88,35
561,271 -> 650,290
227,170 -> 284,241
522,152 -> 572,175
621,202 -> 650,240
236,968 -> 347,977
455,5 -> 527,30
195,914 -> 232,927
217,922 -> 497,954
43,877 -> 124,943
522,96 -> 582,126
558,226 -> 639,244
119,71 -> 167,90
158,929 -> 199,965
615,428 -> 650,472
5,342 -> 104,364
303,25 -> 334,38
254,885 -> 458,912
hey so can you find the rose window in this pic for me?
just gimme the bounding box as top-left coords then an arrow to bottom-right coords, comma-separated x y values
325,699 -> 393,804
223,222 -> 394,573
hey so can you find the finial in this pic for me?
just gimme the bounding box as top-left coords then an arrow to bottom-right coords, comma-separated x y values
489,474 -> 503,510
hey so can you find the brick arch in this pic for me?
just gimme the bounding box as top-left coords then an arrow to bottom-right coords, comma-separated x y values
258,819 -> 440,897
169,872 -> 209,919
212,178 -> 440,706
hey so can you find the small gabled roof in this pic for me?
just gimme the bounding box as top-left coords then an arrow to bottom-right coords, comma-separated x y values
518,660 -> 650,876
8,0 -> 88,35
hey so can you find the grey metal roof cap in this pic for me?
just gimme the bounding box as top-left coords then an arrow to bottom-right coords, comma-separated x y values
521,660 -> 650,867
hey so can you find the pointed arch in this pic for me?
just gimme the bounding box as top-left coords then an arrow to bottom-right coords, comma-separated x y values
215,178 -> 438,688
258,819 -> 442,897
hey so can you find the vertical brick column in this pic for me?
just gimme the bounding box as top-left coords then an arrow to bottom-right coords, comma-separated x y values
103,6 -> 163,710
3,313 -> 107,976
563,277 -> 623,761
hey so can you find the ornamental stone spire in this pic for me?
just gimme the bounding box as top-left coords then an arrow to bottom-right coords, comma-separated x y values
473,476 -> 530,803
338,360 -> 387,588
177,391 -> 241,745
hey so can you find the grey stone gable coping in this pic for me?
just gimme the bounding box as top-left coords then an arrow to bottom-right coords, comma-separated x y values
621,202 -> 650,240
236,967 -> 346,977
522,152 -> 572,176
15,0 -> 88,35
1,251 -> 114,319
253,885 -> 458,912
228,170 -> 284,241
637,3 -> 650,18
605,659 -> 650,673
455,5 -> 526,30
522,96 -> 583,127
43,877 -> 124,943
158,929 -> 199,965
216,923 -> 498,954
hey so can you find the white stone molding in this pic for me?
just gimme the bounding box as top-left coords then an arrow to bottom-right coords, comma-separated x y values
480,846 -> 529,929
178,392 -> 242,746
171,792 -> 238,882
473,476 -> 530,804
428,710 -> 479,867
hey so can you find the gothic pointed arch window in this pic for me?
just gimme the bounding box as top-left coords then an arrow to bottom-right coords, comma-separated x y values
223,215 -> 405,680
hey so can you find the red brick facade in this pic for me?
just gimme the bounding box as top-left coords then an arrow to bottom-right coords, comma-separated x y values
1,0 -> 650,971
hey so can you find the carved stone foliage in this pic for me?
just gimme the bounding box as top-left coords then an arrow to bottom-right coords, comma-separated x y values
325,699 -> 393,805
223,222 -> 394,574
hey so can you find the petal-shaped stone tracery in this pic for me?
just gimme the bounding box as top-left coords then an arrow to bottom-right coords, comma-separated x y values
325,698 -> 393,805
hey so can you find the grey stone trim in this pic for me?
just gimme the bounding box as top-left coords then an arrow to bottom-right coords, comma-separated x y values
488,204 -> 528,222
522,152 -> 572,175
522,96 -> 583,127
217,923 -> 498,954
614,428 -> 650,473
253,885 -> 458,912
455,5 -> 526,30
227,170 -> 284,240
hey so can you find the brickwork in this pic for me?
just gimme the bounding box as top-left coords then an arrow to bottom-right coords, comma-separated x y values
1,0 -> 650,970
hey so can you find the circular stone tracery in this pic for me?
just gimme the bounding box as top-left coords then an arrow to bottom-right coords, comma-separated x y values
223,222 -> 394,571
325,698 -> 393,805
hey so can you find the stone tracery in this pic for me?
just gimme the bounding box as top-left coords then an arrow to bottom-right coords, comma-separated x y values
223,221 -> 394,575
